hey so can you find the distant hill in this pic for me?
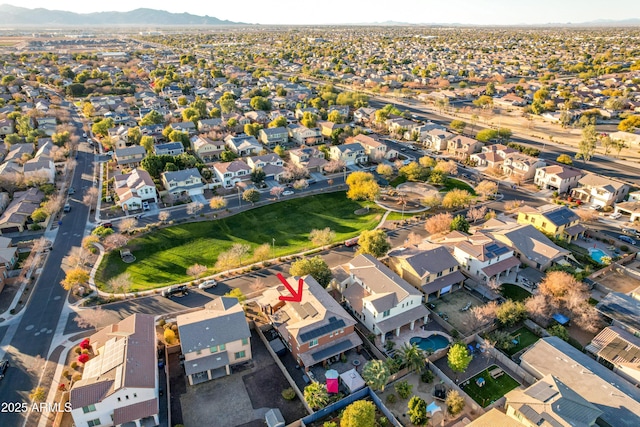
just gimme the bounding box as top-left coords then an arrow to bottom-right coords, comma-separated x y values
0,4 -> 244,26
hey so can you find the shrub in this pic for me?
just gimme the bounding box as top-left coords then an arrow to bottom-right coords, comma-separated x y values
379,417 -> 389,427
74,347 -> 82,354
394,380 -> 413,399
281,388 -> 296,400
446,390 -> 466,416
58,383 -> 67,391
62,370 -> 69,378
77,354 -> 89,364
324,422 -> 338,427
80,338 -> 91,349
158,319 -> 166,327
421,369 -> 434,383
164,328 -> 177,344
70,362 -> 78,370
620,245 -> 629,252
386,393 -> 397,404
72,373 -> 82,381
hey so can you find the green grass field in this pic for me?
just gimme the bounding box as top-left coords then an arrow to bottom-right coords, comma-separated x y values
462,365 -> 520,407
499,283 -> 532,302
440,178 -> 476,195
504,327 -> 540,356
95,192 -> 383,291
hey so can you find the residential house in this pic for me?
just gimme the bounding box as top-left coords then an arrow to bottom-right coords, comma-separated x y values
0,188 -> 44,234
318,121 -> 348,139
501,154 -> 546,181
4,143 -> 33,163
24,141 -> 55,184
197,118 -> 224,132
258,127 -> 288,148
447,135 -> 483,159
224,134 -> 262,157
288,124 -> 323,146
350,134 -> 397,161
571,174 -> 630,207
0,236 -> 15,293
258,275 -> 362,371
69,314 -> 159,427
450,233 -> 520,282
0,118 -> 13,135
153,141 -> 184,157
246,153 -> 284,181
519,337 -> 640,427
494,93 -> 527,108
424,129 -> 454,152
613,200 -> 640,222
470,144 -> 517,168
212,160 -> 251,188
353,107 -> 376,124
485,221 -> 571,271
385,117 -> 419,135
161,168 -> 204,197
289,146 -> 328,173
517,204 -> 585,242
609,130 -> 640,146
329,143 -> 367,166
114,168 -> 158,211
387,242 -> 464,301
333,254 -> 430,344
177,297 -> 252,385
114,145 -> 147,168
586,325 -> 640,385
169,121 -> 196,134
534,165 -> 583,194
596,292 -> 640,336
190,135 -> 225,162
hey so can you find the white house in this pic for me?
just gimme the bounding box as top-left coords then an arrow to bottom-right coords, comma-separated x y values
501,154 -> 546,181
246,153 -> 284,180
224,134 -> 262,157
161,168 -> 204,197
534,165 -> 583,194
335,254 -> 429,344
571,174 -> 630,207
69,314 -> 159,427
114,168 -> 158,211
451,233 -> 520,282
329,143 -> 368,166
212,160 -> 251,188
288,124 -> 323,146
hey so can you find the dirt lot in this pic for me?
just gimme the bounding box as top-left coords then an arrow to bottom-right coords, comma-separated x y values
428,290 -> 486,336
595,268 -> 640,294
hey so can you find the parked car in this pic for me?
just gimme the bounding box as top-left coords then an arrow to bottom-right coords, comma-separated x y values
618,235 -> 637,245
162,285 -> 189,298
98,222 -> 113,229
282,190 -> 294,196
609,212 -> 622,219
0,359 -> 8,380
198,279 -> 217,290
82,132 -> 87,138
307,178 -> 316,185
142,201 -> 150,211
67,187 -> 75,195
63,203 -> 71,213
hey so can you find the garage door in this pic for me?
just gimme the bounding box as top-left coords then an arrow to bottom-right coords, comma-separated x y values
440,285 -> 452,295
0,226 -> 19,234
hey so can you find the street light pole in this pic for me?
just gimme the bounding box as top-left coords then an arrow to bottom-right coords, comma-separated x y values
343,167 -> 346,184
237,187 -> 241,207
272,238 -> 275,257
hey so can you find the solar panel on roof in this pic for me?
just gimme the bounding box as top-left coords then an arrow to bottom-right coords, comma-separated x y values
299,317 -> 346,343
494,246 -> 510,256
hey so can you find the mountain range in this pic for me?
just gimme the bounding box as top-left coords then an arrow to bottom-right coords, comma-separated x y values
0,4 -> 243,26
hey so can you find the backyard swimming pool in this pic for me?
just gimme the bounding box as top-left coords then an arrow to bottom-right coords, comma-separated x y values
409,334 -> 450,353
589,248 -> 607,264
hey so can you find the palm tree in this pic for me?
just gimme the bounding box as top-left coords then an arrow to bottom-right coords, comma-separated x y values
303,382 -> 328,410
398,343 -> 426,373
361,359 -> 391,391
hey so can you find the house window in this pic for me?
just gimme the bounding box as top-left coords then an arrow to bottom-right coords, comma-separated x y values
383,310 -> 390,318
235,351 -> 246,359
82,405 -> 97,414
542,222 -> 547,228
449,267 -> 455,272
220,344 -> 226,351
209,346 -> 217,353
87,419 -> 101,427
437,271 -> 443,278
309,339 -> 319,348
133,393 -> 137,398
242,338 -> 248,346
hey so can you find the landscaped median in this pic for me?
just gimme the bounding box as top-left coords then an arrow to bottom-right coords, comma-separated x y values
95,192 -> 383,291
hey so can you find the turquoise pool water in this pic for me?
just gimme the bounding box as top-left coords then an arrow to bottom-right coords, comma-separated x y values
409,334 -> 450,352
590,249 -> 607,264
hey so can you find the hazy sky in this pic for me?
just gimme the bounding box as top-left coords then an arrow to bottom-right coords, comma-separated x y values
12,0 -> 640,25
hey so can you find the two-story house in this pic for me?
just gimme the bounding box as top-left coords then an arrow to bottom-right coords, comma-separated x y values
534,165 -> 583,194
502,154 -> 546,181
447,135 -> 483,160
212,161 -> 251,188
450,233 -> 520,282
177,297 -> 252,385
246,153 -> 284,181
517,204 -> 584,242
335,254 -> 430,344
190,135 -> 225,162
258,127 -> 288,148
258,275 -> 362,371
224,134 -> 262,157
114,145 -> 147,168
387,243 -> 465,301
197,118 -> 224,132
586,325 -> 640,385
0,236 -> 15,293
114,168 -> 158,211
329,143 -> 368,166
289,124 -> 324,146
424,129 -> 454,152
161,168 -> 204,197
69,314 -> 159,427
571,174 -> 630,207
169,121 -> 196,135
153,141 -> 184,157
349,134 -> 397,161
289,146 -> 327,173
470,144 -> 517,168
23,141 -> 55,184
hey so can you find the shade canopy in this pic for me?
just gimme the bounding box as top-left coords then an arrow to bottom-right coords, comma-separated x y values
427,401 -> 442,415
325,369 -> 339,379
326,378 -> 339,394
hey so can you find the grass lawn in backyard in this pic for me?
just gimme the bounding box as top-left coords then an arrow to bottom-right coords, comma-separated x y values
96,192 -> 382,291
499,283 -> 532,302
16,251 -> 31,268
504,327 -> 540,356
461,364 -> 520,407
440,178 -> 476,195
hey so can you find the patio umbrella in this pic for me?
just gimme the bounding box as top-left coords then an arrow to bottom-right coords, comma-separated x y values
325,369 -> 339,379
427,401 -> 442,416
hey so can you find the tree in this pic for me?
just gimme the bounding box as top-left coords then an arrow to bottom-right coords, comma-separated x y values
419,156 -> 436,169
229,243 -> 251,266
253,243 -> 272,262
398,343 -> 425,372
118,217 -> 138,234
399,162 -> 429,182
140,135 -> 155,153
450,215 -> 470,233
498,127 -> 512,142
293,178 -> 309,190
376,164 -> 394,179
408,395 -> 428,426
225,288 -> 247,303
422,193 -> 443,210
108,272 -> 132,297
209,196 -> 227,210
548,324 -> 569,341
327,110 -> 345,124
496,300 -> 527,326
290,256 -> 332,287
442,189 -> 473,210
475,128 -> 499,142
618,115 -> 640,132
309,227 -> 336,247
127,127 -> 142,146
303,382 -> 328,410
556,154 -> 573,165
186,264 -> 207,280
268,116 -> 287,128
300,111 -> 317,128
450,119 -> 467,133
244,123 -> 262,137
242,189 -> 260,204
270,186 -> 284,199
61,267 -> 89,291
466,205 -> 487,224
447,343 -> 472,375
75,306 -> 110,330
361,359 -> 390,391
475,180 -> 498,200
576,124 -> 597,163
274,145 -> 286,157
158,211 -> 170,223
357,229 -> 391,258
346,171 -> 379,201
445,390 -> 466,416
91,118 -> 113,137
425,212 -> 453,234
341,400 -> 376,427
433,160 -> 458,176
103,233 -> 128,251
82,235 -> 100,252
250,96 -> 271,111
29,387 -> 46,403
140,110 -> 165,126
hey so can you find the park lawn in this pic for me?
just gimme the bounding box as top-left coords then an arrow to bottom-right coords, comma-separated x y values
95,192 -> 383,291
504,327 -> 540,356
499,283 -> 532,302
440,178 -> 476,195
461,365 -> 520,407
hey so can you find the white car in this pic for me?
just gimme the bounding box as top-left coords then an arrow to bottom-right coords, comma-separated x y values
198,280 -> 217,290
610,212 -> 622,219
282,190 -> 294,196
142,201 -> 150,211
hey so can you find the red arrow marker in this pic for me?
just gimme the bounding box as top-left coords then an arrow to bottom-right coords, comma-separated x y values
277,273 -> 304,303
